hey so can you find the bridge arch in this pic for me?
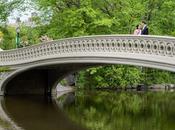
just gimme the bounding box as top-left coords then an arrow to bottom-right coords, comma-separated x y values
1,58 -> 174,96
1,62 -> 100,95
0,35 -> 174,95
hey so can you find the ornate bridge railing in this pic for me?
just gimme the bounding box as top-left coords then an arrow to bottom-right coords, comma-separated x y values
0,35 -> 175,69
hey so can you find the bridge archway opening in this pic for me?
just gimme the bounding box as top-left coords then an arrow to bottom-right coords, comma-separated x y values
3,63 -> 99,96
2,61 -> 175,96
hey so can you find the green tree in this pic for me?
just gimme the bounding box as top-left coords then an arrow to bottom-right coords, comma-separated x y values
0,26 -> 16,49
0,0 -> 23,50
76,65 -> 143,89
0,0 -> 22,23
34,0 -> 175,37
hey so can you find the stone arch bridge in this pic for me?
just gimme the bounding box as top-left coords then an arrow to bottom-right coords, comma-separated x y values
0,35 -> 175,96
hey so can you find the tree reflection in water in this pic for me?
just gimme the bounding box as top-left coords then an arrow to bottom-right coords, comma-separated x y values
58,90 -> 175,130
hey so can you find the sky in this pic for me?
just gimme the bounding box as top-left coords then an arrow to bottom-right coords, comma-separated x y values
8,0 -> 36,24
8,10 -> 32,24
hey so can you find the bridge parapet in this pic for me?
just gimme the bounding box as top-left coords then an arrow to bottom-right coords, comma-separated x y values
0,35 -> 175,69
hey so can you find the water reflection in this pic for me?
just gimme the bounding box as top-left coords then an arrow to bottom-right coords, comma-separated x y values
2,96 -> 87,130
58,90 -> 175,130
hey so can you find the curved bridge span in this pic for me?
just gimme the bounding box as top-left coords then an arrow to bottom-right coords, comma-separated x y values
0,35 -> 175,95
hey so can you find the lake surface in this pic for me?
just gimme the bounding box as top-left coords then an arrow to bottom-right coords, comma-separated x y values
2,96 -> 86,130
1,90 -> 175,130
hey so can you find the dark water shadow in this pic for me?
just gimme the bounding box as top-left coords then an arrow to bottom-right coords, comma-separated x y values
2,95 -> 87,130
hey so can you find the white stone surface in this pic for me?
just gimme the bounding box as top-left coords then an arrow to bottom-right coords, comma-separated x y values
0,35 -> 174,72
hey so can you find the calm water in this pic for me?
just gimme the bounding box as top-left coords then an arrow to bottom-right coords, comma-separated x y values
1,90 -> 175,130
2,96 -> 86,130
57,90 -> 175,130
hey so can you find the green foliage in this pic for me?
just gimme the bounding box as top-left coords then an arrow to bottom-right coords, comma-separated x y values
76,65 -> 144,89
60,79 -> 68,86
0,0 -> 23,49
0,117 -> 14,130
76,71 -> 93,89
0,26 -> 16,50
0,0 -> 22,23
20,24 -> 41,45
76,66 -> 175,89
0,67 -> 10,72
142,68 -> 175,85
34,0 -> 175,36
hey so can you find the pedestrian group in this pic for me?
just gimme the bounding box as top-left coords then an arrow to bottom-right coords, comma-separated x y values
133,20 -> 149,35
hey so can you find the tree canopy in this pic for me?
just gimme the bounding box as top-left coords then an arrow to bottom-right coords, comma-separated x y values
34,0 -> 175,38
0,0 -> 22,24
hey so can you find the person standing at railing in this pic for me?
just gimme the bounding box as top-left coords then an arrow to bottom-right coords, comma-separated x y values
133,24 -> 142,35
141,20 -> 149,35
16,27 -> 20,48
